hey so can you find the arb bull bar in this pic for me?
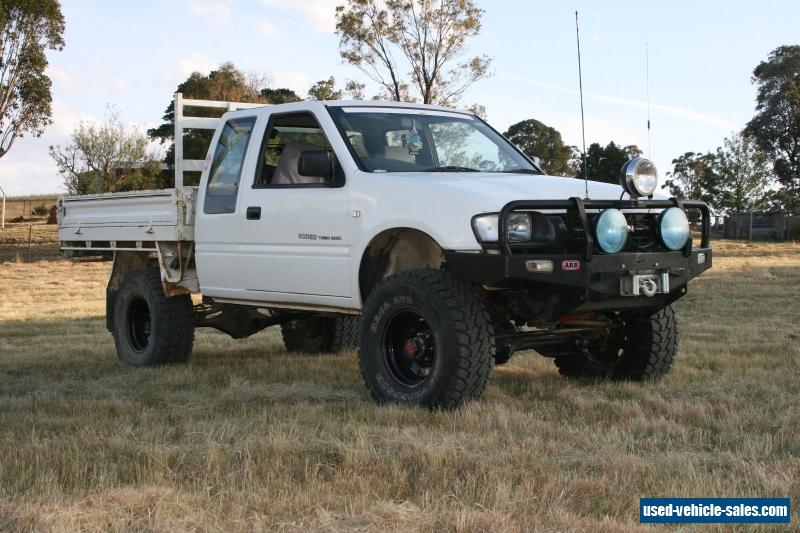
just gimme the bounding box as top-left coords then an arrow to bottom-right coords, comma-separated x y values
444,197 -> 712,314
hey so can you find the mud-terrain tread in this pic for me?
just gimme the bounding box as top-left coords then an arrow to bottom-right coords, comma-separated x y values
114,267 -> 194,366
281,316 -> 359,354
554,305 -> 678,381
618,305 -> 678,380
359,269 -> 494,409
330,316 -> 360,353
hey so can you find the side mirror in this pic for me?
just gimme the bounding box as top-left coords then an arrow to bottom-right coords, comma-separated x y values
298,149 -> 333,182
530,155 -> 542,167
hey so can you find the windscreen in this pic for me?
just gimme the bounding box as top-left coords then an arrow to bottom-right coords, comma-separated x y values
328,108 -> 542,175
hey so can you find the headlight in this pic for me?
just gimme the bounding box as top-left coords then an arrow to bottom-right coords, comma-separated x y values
620,157 -> 658,197
594,209 -> 628,253
472,213 -> 534,243
658,207 -> 690,250
472,214 -> 499,242
507,213 -> 531,242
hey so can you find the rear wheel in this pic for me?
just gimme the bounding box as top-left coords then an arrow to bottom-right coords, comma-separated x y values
359,269 -> 494,409
551,305 -> 678,380
280,316 -> 359,354
113,267 -> 194,367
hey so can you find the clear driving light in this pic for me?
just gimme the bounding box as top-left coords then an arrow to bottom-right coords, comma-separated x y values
594,209 -> 628,253
507,213 -> 531,242
472,213 -> 533,243
658,207 -> 690,250
620,157 -> 658,197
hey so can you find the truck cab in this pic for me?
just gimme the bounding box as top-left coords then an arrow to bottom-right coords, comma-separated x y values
58,96 -> 712,409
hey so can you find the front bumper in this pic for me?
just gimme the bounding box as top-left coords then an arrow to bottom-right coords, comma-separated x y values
444,197 -> 713,314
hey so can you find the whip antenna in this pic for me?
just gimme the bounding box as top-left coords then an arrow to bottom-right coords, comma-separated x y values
575,11 -> 589,199
646,41 -> 652,158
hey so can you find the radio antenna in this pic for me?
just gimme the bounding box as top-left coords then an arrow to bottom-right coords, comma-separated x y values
575,11 -> 589,199
646,41 -> 652,158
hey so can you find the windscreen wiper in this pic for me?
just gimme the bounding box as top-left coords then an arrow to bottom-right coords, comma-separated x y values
424,165 -> 479,172
499,168 -> 542,174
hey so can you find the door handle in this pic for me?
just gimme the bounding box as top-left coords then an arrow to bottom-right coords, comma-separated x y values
246,206 -> 261,220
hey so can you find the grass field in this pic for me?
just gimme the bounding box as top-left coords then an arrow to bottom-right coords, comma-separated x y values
0,223 -> 798,531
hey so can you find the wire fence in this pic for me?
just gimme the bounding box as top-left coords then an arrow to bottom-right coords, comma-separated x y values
0,222 -> 63,263
2,197 -> 59,223
724,212 -> 800,241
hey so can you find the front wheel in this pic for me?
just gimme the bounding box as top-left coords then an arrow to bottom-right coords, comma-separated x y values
112,267 -> 194,367
552,305 -> 678,380
359,269 -> 494,409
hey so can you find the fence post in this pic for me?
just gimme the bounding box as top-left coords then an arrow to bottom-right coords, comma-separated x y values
27,225 -> 32,262
0,183 -> 5,229
748,211 -> 753,241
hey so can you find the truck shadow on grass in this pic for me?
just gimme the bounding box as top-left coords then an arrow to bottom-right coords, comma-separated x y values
1,315 -> 578,411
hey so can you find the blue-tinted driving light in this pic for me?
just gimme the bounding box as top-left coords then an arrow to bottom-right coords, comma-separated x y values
595,209 -> 628,253
659,207 -> 690,250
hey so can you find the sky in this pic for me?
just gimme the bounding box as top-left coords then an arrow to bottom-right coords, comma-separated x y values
2,0 -> 799,196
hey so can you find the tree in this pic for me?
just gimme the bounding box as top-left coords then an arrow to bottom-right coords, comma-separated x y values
713,134 -> 774,214
743,45 -> 800,211
0,0 -> 64,159
148,62 -> 300,186
50,111 -> 162,195
662,151 -> 719,208
307,77 -> 344,100
335,0 -> 491,106
260,87 -> 302,104
579,141 -> 642,184
503,119 -> 574,176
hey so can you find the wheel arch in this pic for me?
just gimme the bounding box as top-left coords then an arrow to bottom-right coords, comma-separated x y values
358,227 -> 445,303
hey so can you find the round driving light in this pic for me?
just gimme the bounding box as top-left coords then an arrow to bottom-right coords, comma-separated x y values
594,209 -> 628,253
620,157 -> 658,197
658,207 -> 690,251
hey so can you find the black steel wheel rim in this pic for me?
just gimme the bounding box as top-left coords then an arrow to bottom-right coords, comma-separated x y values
381,309 -> 436,387
126,297 -> 152,353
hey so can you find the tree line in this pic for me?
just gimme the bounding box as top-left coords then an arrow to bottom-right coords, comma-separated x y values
1,1 -> 799,214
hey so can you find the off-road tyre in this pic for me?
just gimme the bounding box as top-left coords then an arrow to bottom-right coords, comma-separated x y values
553,305 -> 678,380
359,269 -> 494,409
281,316 -> 359,354
113,267 -> 194,367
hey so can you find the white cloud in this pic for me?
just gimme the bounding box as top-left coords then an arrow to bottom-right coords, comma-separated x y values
259,19 -> 280,40
267,71 -> 312,94
0,157 -> 63,196
496,70 -> 740,131
112,76 -> 128,93
188,0 -> 233,22
261,0 -> 338,32
46,65 -> 73,90
165,53 -> 218,84
50,100 -> 99,137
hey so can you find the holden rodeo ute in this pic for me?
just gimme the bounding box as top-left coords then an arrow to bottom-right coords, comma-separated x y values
58,94 -> 712,409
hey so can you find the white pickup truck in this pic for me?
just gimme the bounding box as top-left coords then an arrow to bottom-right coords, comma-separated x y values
58,94 -> 712,408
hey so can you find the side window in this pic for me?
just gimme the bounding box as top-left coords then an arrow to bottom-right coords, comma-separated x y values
204,116 -> 256,214
255,112 -> 333,186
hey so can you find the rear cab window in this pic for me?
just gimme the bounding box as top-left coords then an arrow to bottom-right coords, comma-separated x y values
204,116 -> 257,214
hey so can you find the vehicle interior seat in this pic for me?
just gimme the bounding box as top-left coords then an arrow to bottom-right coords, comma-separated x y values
272,142 -> 325,184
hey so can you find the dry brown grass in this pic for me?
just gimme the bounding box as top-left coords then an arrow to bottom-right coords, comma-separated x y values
0,227 -> 798,531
